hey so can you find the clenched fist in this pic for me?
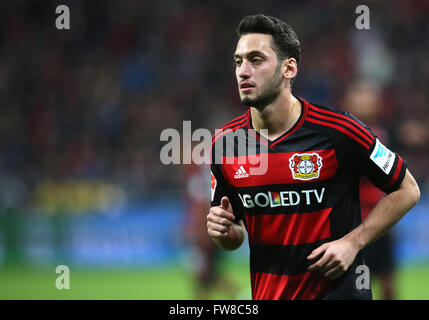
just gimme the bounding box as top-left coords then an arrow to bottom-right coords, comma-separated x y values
207,196 -> 245,250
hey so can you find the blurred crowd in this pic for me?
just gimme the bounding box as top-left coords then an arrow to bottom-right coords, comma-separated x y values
0,0 -> 428,215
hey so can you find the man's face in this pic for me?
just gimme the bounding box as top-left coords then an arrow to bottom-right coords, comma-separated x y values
234,33 -> 284,109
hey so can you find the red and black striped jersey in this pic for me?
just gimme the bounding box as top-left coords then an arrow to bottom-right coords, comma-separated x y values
210,97 -> 406,300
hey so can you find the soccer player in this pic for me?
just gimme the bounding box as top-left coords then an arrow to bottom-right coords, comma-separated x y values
206,14 -> 420,300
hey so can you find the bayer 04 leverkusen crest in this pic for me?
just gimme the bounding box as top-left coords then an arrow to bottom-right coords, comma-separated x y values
289,153 -> 323,181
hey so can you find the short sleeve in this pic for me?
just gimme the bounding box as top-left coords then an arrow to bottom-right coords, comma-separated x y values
343,113 -> 407,194
210,163 -> 228,207
210,139 -> 243,223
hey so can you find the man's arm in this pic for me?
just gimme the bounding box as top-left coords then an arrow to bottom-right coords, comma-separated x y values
308,169 -> 420,279
207,196 -> 245,251
345,169 -> 420,248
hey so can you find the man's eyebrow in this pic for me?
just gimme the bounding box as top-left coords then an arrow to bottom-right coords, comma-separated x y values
233,50 -> 266,59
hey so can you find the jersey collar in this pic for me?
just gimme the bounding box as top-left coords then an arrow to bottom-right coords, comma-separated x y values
247,96 -> 309,148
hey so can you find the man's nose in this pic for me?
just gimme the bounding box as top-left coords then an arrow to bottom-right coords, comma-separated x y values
238,60 -> 251,79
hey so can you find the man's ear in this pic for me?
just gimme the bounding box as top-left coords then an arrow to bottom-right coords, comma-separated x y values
282,58 -> 298,80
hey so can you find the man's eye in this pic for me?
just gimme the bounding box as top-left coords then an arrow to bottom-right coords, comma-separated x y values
234,60 -> 242,66
252,59 -> 262,64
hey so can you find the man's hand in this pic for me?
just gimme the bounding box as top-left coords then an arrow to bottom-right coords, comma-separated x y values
207,196 -> 235,238
307,169 -> 420,280
207,196 -> 245,250
307,237 -> 360,280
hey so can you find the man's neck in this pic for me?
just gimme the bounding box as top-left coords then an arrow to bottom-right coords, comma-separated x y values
250,93 -> 302,141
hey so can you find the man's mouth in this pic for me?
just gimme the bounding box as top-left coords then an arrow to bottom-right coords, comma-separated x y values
240,82 -> 255,92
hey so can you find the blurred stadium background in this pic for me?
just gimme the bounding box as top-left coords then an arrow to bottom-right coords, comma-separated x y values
0,0 -> 428,299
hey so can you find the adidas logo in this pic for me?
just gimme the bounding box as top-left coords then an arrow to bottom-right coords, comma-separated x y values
234,165 -> 249,179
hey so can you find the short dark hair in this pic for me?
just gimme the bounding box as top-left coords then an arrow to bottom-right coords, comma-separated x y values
236,14 -> 301,64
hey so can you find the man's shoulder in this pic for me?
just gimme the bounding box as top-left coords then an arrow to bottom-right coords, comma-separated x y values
305,100 -> 375,150
306,101 -> 351,120
211,110 -> 250,145
219,110 -> 250,130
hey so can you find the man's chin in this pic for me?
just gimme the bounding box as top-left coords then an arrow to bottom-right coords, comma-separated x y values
240,90 -> 281,109
240,96 -> 254,107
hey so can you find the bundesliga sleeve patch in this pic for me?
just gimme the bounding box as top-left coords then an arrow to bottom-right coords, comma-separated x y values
210,171 -> 217,202
370,138 -> 396,175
